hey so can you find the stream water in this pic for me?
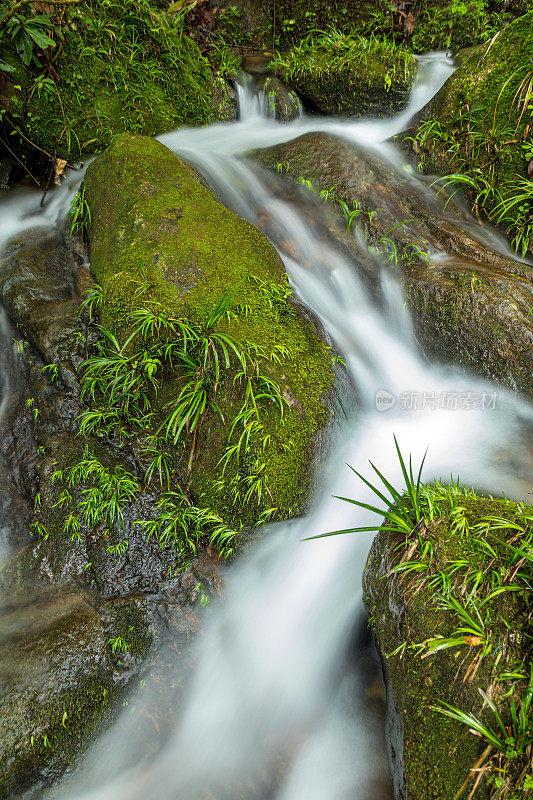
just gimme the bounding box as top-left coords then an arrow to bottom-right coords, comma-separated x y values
1,55 -> 533,800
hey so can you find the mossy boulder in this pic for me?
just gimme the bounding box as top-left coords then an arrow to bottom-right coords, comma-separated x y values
406,12 -> 533,253
252,132 -> 533,401
364,491 -> 532,800
272,37 -> 416,117
83,132 -> 336,523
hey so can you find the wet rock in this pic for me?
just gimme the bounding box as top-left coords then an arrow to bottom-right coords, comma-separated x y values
272,42 -> 416,117
0,590 -> 123,799
257,76 -> 303,121
252,132 -> 533,400
0,526 -> 224,798
363,493 -> 529,800
83,132 -> 336,521
241,54 -> 274,74
0,159 -> 14,190
209,79 -> 238,123
280,68 -> 413,117
0,229 -> 90,391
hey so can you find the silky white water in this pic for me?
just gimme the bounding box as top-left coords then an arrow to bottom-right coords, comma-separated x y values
0,55 -> 531,799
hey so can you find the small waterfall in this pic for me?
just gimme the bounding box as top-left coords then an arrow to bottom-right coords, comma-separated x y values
51,55 -> 532,800
0,53 -> 530,800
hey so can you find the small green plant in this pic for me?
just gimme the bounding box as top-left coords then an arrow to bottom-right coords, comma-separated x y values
138,488 -> 237,559
494,179 -> 533,257
304,435 -> 426,540
67,185 -> 91,237
431,666 -> 533,797
53,455 -> 140,540
107,635 -> 130,654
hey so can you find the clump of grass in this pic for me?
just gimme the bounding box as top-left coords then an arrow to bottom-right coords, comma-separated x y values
67,185 -> 92,237
271,27 -> 415,89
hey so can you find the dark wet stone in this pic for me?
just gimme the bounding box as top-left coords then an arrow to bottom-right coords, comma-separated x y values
252,132 -> 533,400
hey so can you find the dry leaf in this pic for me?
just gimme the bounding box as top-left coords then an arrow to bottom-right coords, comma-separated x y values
54,158 -> 67,185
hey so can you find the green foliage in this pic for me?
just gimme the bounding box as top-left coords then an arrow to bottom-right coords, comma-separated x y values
67,185 -> 91,237
0,9 -> 57,67
5,0 -> 213,158
138,488 -> 237,559
434,664 -> 533,757
51,456 -> 141,542
73,277 -> 290,559
433,665 -> 533,797
494,178 -> 533,257
271,27 -> 415,89
411,0 -> 499,51
305,436 -> 426,540
412,16 -> 533,256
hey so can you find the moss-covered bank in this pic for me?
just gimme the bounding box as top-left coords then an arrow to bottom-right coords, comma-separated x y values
0,0 -> 218,163
270,32 -> 416,116
364,487 -> 533,799
407,11 -> 533,255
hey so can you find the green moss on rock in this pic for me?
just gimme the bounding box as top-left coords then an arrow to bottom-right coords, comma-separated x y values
364,490 -> 532,799
83,132 -> 335,521
271,34 -> 416,116
0,592 -> 122,798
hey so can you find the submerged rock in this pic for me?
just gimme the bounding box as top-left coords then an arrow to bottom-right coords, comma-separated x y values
252,132 -> 533,400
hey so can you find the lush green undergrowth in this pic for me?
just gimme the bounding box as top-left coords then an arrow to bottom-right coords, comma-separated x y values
0,0 -> 214,162
271,28 -> 414,87
407,12 -> 533,256
202,0 -> 532,54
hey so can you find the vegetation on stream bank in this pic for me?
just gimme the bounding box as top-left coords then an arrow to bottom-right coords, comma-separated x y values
323,442 -> 533,798
0,0 -> 219,166
407,11 -> 533,256
271,29 -> 416,115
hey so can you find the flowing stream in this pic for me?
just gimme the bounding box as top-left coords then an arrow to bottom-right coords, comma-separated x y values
1,55 -> 533,799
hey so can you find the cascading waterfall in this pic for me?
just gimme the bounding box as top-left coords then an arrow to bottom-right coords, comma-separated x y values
0,54 -> 531,799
